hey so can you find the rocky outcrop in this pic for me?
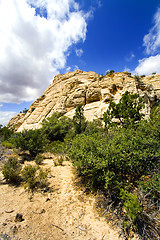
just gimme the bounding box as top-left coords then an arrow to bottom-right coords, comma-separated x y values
7,70 -> 160,131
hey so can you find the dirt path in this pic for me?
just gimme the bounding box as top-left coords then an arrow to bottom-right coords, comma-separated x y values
0,156 -> 123,240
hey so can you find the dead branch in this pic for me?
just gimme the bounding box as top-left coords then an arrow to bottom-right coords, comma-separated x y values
51,224 -> 64,231
5,210 -> 14,213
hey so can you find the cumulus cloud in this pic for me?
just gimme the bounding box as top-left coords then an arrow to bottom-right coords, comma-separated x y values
0,111 -> 16,126
134,8 -> 160,75
75,48 -> 83,57
135,55 -> 160,75
143,8 -> 160,54
0,0 -> 88,103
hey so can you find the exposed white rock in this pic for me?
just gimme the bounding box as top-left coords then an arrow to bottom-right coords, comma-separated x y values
7,70 -> 160,132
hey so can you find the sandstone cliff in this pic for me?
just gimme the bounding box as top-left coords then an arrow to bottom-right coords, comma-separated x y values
7,70 -> 160,131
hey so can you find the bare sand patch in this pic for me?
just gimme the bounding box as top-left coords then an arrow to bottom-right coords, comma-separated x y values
0,157 -> 123,240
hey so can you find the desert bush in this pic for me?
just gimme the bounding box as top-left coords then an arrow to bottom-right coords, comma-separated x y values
37,168 -> 50,188
119,188 -> 160,239
21,165 -> 38,191
42,112 -> 73,142
45,140 -> 67,154
1,141 -> 12,148
138,173 -> 160,201
22,108 -> 28,114
2,157 -> 21,183
21,164 -> 49,191
73,105 -> 86,134
103,91 -> 144,129
67,102 -> 160,239
54,155 -> 65,166
68,124 -> 159,192
106,70 -> 115,75
84,119 -> 103,135
14,129 -> 46,158
34,154 -> 44,165
123,71 -> 132,77
67,133 -> 108,189
120,189 -> 142,223
134,74 -> 140,81
0,126 -> 14,140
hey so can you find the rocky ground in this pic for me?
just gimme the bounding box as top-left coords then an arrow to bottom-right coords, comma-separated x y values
0,144 -> 126,240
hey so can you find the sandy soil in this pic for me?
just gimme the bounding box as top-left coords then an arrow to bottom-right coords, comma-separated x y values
0,153 -> 123,240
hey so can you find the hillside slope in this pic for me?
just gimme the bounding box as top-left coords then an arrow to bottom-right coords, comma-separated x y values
7,70 -> 160,131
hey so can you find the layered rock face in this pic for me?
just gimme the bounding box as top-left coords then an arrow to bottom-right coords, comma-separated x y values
7,70 -> 160,132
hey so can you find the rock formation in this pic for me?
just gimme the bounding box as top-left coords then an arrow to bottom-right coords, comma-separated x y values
7,70 -> 160,132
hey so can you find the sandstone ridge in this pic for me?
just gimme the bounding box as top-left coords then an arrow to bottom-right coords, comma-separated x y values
7,70 -> 160,131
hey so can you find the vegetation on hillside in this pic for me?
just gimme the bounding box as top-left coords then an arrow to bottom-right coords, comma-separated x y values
0,91 -> 160,239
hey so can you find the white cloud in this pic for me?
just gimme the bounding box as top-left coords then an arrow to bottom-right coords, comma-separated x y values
135,54 -> 160,75
143,8 -> 160,54
75,48 -> 83,57
0,0 -> 88,103
125,53 -> 135,62
66,66 -> 71,72
0,111 -> 16,126
134,8 -> 160,75
74,65 -> 79,70
124,67 -> 131,72
96,0 -> 102,8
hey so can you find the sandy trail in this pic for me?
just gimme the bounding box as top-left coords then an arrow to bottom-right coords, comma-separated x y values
0,156 -> 122,240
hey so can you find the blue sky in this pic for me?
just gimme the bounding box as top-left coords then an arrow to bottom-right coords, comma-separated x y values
0,0 -> 160,125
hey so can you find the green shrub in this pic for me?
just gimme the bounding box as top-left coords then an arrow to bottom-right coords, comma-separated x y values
84,119 -> 103,135
68,119 -> 160,192
21,165 -> 38,191
134,74 -> 140,81
1,141 -> 12,148
22,108 -> 28,114
119,189 -> 143,238
123,71 -> 132,77
54,155 -> 65,166
42,112 -> 73,142
67,103 -> 160,239
67,133 -> 108,189
120,189 -> 142,222
35,154 -> 44,165
73,105 -> 86,134
14,129 -> 46,158
106,70 -> 115,75
21,165 -> 49,191
0,126 -> 14,140
138,173 -> 160,201
45,140 -> 67,154
37,168 -> 50,188
2,157 -> 21,183
103,91 -> 144,129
